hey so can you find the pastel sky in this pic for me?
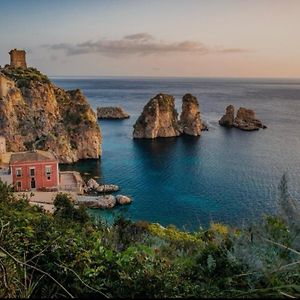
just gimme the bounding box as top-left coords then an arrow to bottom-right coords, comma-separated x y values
0,0 -> 299,78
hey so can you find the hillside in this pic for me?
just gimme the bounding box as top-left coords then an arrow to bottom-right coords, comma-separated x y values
0,176 -> 300,298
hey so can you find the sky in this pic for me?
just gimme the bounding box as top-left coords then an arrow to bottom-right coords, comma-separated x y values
0,0 -> 299,78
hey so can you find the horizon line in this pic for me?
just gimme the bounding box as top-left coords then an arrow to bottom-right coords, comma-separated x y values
48,74 -> 300,80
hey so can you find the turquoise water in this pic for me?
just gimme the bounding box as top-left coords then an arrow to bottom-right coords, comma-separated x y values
53,77 -> 300,230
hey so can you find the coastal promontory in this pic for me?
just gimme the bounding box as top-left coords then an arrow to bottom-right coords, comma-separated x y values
0,66 -> 102,163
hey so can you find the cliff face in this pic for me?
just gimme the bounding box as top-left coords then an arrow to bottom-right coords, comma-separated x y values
179,93 -> 203,136
0,67 -> 102,163
133,93 -> 182,138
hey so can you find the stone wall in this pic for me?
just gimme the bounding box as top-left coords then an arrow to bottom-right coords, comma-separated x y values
9,49 -> 27,68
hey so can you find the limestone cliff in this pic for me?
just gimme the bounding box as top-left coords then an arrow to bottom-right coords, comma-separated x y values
179,93 -> 203,136
133,93 -> 182,138
0,67 -> 102,163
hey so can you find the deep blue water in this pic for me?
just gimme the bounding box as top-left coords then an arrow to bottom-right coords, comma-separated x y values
52,77 -> 300,230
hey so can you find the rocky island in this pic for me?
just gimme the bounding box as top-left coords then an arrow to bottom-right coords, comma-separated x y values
97,106 -> 130,119
0,50 -> 102,163
179,93 -> 204,136
133,93 -> 206,138
219,105 -> 266,131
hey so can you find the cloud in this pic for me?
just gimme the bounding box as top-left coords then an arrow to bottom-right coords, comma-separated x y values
44,33 -> 251,57
124,32 -> 154,41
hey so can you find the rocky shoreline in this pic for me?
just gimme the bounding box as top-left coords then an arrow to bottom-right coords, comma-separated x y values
77,178 -> 132,209
76,194 -> 132,209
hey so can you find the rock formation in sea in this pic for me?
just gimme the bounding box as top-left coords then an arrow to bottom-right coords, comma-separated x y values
233,107 -> 266,131
0,66 -> 102,163
179,93 -> 203,136
86,178 -> 120,193
219,105 -> 235,128
219,105 -> 266,131
133,93 -> 182,138
76,194 -> 132,209
116,195 -> 132,205
97,106 -> 130,119
133,93 -> 209,139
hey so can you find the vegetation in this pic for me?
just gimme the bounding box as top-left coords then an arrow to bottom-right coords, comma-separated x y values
1,176 -> 300,298
1,67 -> 50,88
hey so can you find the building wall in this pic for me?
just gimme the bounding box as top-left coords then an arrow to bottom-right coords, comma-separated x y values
11,160 -> 59,191
9,49 -> 27,69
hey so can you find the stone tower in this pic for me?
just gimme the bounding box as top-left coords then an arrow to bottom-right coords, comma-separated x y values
9,49 -> 27,68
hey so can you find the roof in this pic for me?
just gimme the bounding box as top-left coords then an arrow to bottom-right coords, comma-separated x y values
9,150 -> 57,164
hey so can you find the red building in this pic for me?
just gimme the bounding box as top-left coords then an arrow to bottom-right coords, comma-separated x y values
10,150 -> 59,192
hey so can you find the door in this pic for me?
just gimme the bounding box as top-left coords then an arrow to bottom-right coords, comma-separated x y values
30,177 -> 36,189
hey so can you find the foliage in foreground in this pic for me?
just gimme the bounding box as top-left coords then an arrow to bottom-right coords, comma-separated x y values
0,175 -> 300,298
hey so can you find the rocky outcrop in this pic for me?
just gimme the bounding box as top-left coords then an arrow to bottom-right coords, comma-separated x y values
0,67 -> 102,163
133,93 -> 182,138
116,195 -> 132,205
133,93 -> 208,139
219,105 -> 235,128
86,178 -> 99,190
77,195 -> 117,209
233,107 -> 266,131
97,106 -> 130,119
96,184 -> 119,193
179,93 -> 203,136
77,194 -> 132,209
86,178 -> 119,193
219,105 -> 266,131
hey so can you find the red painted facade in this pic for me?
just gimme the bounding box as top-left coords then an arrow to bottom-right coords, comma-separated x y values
11,160 -> 59,191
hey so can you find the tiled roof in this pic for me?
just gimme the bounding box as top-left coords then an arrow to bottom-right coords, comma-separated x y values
10,150 -> 57,164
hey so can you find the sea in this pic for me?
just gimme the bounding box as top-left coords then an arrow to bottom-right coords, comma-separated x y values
52,76 -> 300,230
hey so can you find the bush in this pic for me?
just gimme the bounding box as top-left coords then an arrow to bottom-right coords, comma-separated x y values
1,176 -> 300,298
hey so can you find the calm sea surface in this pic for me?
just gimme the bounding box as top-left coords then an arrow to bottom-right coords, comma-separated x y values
52,77 -> 300,230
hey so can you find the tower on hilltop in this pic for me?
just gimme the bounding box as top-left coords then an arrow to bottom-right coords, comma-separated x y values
9,49 -> 27,68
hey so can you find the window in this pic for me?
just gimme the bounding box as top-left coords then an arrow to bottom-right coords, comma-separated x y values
45,166 -> 51,181
16,181 -> 22,189
29,167 -> 35,177
16,168 -> 22,177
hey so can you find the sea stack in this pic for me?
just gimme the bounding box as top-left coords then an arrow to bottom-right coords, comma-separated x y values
133,93 -> 182,139
180,93 -> 203,136
219,105 -> 266,131
219,105 -> 235,128
97,106 -> 130,119
233,107 -> 265,131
